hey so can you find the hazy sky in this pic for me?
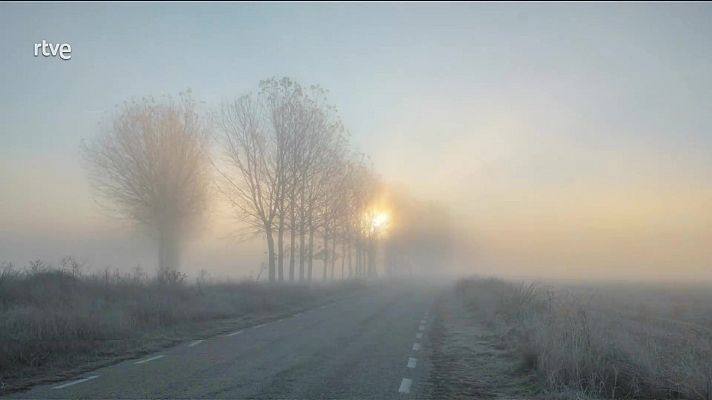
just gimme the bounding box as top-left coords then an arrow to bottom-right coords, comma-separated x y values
1,3 -> 712,280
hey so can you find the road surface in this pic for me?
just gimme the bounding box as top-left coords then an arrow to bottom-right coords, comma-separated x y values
9,283 -> 441,399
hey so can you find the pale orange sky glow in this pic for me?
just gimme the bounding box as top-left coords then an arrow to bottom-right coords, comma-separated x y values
2,3 -> 712,282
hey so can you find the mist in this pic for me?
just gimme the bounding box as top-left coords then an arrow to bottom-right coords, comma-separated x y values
3,3 -> 712,283
5,3 -> 712,399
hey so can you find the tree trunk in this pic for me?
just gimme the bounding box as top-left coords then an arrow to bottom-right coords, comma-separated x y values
157,225 -> 180,282
266,228 -> 276,282
323,229 -> 329,281
347,239 -> 352,278
367,238 -> 376,278
289,203 -> 296,282
299,189 -> 305,282
341,240 -> 346,280
363,243 -> 368,277
330,235 -> 337,280
355,239 -> 361,278
308,219 -> 314,282
277,215 -> 285,281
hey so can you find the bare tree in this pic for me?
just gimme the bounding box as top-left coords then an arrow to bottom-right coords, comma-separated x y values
82,92 -> 210,281
216,78 -> 326,283
259,78 -> 314,282
348,159 -> 379,278
216,94 -> 281,282
217,77 -> 384,283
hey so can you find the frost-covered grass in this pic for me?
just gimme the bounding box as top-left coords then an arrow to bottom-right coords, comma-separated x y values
456,278 -> 712,399
0,258 -> 362,392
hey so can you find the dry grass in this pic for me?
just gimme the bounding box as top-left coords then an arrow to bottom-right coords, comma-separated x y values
0,258 -> 362,391
456,278 -> 712,399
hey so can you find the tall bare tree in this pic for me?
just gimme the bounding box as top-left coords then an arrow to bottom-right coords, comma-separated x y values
82,93 -> 210,281
217,77 -> 384,283
259,78 -> 314,282
216,94 -> 281,281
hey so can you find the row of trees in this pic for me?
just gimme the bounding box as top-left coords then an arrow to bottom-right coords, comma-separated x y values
83,78 -> 385,283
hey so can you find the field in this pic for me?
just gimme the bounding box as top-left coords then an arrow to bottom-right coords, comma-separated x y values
455,278 -> 712,399
0,258 -> 363,393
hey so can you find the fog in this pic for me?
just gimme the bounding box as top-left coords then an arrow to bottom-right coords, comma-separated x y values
2,3 -> 712,282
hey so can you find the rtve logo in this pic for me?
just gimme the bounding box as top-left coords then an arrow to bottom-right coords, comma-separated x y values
34,40 -> 72,60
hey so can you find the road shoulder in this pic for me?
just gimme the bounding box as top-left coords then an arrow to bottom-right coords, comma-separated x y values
425,288 -> 540,399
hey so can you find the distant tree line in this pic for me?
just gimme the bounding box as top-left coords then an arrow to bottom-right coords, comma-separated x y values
82,78 -> 383,283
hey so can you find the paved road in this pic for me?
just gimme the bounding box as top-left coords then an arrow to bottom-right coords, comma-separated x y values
9,283 -> 441,399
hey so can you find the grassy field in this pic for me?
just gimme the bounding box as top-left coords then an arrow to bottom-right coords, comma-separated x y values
0,258 -> 363,393
456,277 -> 712,400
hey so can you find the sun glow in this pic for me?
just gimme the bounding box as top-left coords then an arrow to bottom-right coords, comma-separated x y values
371,211 -> 390,232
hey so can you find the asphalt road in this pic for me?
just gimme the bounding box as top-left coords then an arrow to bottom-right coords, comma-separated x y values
9,283 -> 441,399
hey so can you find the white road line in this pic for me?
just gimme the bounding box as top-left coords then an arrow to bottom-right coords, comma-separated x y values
188,339 -> 204,347
398,378 -> 412,394
418,325 -> 425,331
407,357 -> 417,368
412,343 -> 421,351
51,375 -> 98,390
416,333 -> 423,339
135,355 -> 164,364
253,323 -> 267,329
420,320 -> 426,324
226,330 -> 243,337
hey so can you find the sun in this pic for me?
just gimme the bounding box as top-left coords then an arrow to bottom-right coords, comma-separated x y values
371,211 -> 390,231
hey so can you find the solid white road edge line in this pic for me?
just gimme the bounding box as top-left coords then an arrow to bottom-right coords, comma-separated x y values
51,375 -> 99,390
135,355 -> 165,364
188,339 -> 204,347
226,330 -> 243,337
407,357 -> 417,368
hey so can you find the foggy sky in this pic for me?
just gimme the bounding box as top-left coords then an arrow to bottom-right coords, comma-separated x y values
1,3 -> 712,280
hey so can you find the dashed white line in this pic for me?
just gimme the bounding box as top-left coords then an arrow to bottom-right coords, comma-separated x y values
407,357 -> 417,368
253,323 -> 267,329
420,320 -> 426,324
412,343 -> 421,351
135,355 -> 165,364
226,330 -> 243,337
188,339 -> 204,347
51,375 -> 98,390
416,333 -> 423,339
418,325 -> 425,331
398,378 -> 412,393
